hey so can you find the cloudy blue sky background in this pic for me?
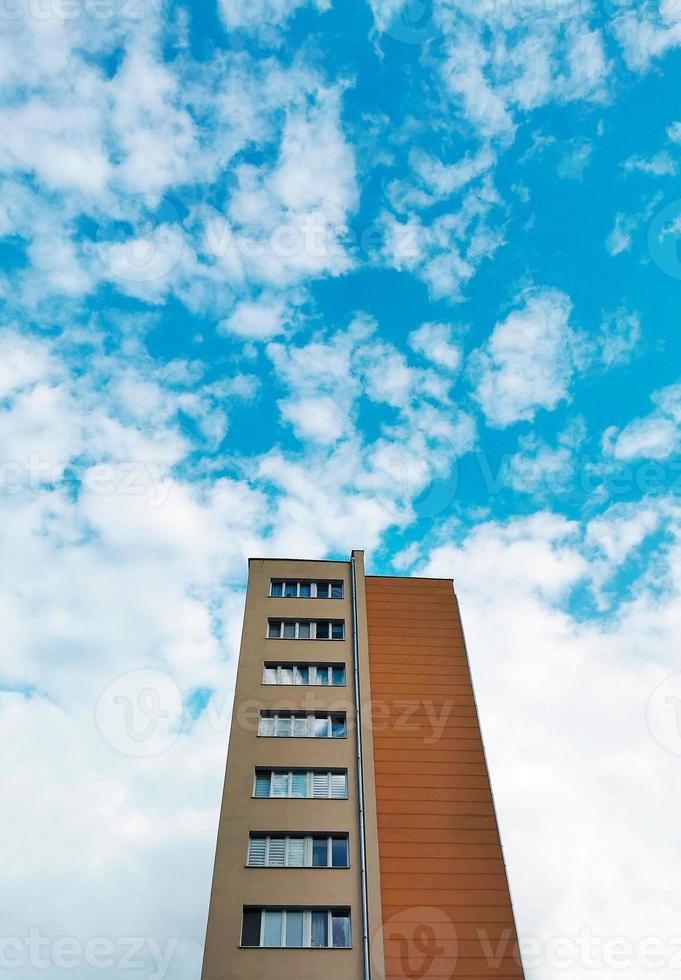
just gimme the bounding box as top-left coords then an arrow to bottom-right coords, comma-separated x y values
2,0 -> 681,976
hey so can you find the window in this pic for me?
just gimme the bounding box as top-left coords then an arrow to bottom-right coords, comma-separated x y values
252,769 -> 348,800
248,834 -> 349,868
270,580 -> 344,599
258,712 -> 346,738
267,619 -> 345,640
312,837 -> 328,868
263,663 -> 346,686
241,909 -> 351,949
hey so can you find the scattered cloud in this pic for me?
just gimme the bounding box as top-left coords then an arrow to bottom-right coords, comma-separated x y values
408,321 -> 463,372
623,151 -> 678,177
604,381 -> 681,461
469,287 -> 578,427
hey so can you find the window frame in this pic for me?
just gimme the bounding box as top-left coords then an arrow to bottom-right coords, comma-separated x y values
247,833 -> 349,869
262,662 -> 346,686
241,908 -> 351,949
269,579 -> 344,600
252,769 -> 348,800
258,712 -> 347,739
267,619 -> 345,640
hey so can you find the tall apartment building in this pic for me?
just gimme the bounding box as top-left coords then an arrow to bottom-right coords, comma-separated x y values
201,551 -> 524,980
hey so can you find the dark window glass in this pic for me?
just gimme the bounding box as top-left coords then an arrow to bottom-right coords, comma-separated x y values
285,581 -> 297,597
312,838 -> 328,867
331,622 -> 344,640
317,666 -> 329,685
299,582 -> 311,598
298,621 -> 310,639
270,581 -> 283,597
332,666 -> 345,685
332,912 -> 350,948
241,909 -> 261,947
332,837 -> 348,867
316,582 -> 329,598
316,621 -> 330,639
331,583 -> 343,599
268,621 -> 281,638
332,715 -> 346,738
297,665 -> 309,684
283,621 -> 295,639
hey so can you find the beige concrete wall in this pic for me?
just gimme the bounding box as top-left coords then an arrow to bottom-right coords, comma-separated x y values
202,558 -> 365,980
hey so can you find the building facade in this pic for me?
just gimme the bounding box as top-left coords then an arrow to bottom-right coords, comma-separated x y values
201,551 -> 524,980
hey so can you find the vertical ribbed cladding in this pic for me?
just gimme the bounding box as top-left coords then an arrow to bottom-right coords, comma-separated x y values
365,575 -> 525,980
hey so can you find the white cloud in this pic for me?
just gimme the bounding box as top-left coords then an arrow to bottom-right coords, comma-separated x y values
279,395 -> 348,444
380,175 -> 506,301
604,381 -> 681,461
502,418 -> 586,498
408,321 -> 463,372
432,5 -> 608,143
614,3 -> 681,72
667,120 -> 681,142
598,308 -> 642,367
212,86 -> 358,289
219,294 -> 288,340
417,507 -> 681,980
623,151 -> 678,177
218,0 -> 330,35
557,141 -> 593,181
606,193 -> 663,256
470,287 -> 577,427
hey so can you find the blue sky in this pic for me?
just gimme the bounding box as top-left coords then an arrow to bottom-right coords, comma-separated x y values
2,1 -> 681,978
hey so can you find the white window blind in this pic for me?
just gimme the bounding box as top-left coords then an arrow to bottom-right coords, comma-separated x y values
267,837 -> 286,867
287,837 -> 305,867
253,769 -> 348,799
247,837 -> 266,867
247,834 -> 348,868
312,772 -> 329,798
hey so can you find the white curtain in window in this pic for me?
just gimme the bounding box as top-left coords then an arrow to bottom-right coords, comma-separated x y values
263,911 -> 282,947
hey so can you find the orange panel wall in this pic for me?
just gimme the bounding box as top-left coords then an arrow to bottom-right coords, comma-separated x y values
365,576 -> 524,980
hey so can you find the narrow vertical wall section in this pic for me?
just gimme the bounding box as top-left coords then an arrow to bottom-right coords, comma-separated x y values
365,575 -> 524,980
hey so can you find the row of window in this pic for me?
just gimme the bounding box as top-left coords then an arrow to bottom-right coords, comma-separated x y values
248,834 -> 348,868
254,769 -> 348,799
242,908 -> 351,949
267,619 -> 345,640
258,712 -> 346,739
263,662 -> 345,686
255,582 -> 348,952
270,580 -> 344,599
